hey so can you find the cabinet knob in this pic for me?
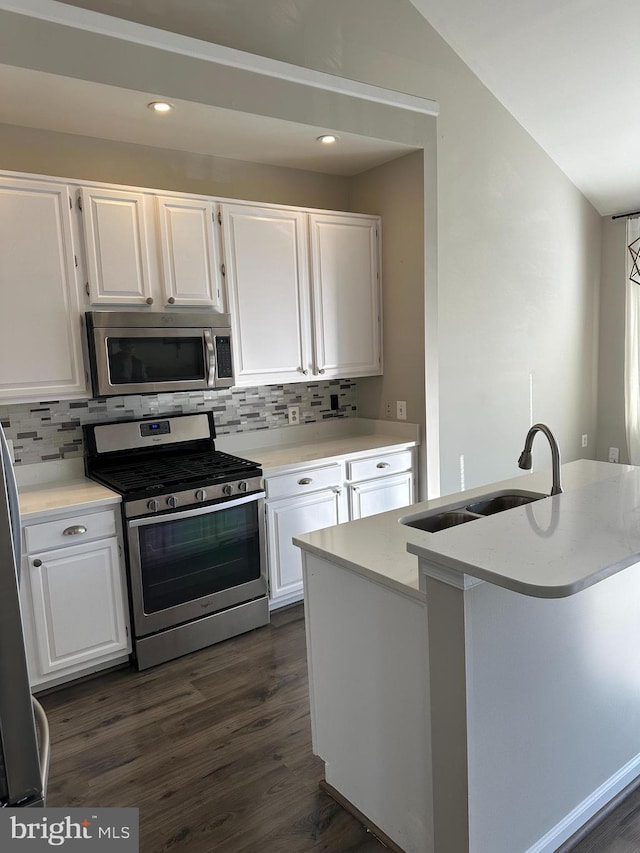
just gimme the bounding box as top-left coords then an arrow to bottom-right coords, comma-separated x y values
318,368 -> 326,375
298,477 -> 313,485
146,297 -> 154,305
167,297 -> 175,305
376,462 -> 390,469
63,525 -> 87,536
298,368 -> 309,375
33,559 -> 42,567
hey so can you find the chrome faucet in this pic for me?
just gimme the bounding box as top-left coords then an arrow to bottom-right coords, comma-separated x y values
518,423 -> 563,495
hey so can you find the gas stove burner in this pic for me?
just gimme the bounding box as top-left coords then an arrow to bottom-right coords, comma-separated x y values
83,412 -> 263,513
92,450 -> 260,496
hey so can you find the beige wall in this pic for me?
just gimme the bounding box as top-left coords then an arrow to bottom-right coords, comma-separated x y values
597,217 -> 628,463
349,151 -> 427,491
0,123 -> 350,210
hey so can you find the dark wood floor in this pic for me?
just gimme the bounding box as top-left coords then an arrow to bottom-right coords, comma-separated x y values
39,605 -> 385,852
38,604 -> 640,853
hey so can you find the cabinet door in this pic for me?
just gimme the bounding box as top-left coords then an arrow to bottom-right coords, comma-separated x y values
349,472 -> 414,521
80,187 -> 153,305
309,213 -> 382,378
221,203 -> 312,385
266,487 -> 346,608
0,177 -> 87,402
157,196 -> 222,308
28,537 -> 130,675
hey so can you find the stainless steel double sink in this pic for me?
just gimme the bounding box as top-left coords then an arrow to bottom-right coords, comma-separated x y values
400,490 -> 547,533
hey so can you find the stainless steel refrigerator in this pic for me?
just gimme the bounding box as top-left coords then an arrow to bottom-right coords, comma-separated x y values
0,424 -> 49,808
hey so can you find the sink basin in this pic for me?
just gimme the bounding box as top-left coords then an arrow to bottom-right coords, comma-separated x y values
404,510 -> 481,533
400,489 -> 548,533
465,491 -> 546,516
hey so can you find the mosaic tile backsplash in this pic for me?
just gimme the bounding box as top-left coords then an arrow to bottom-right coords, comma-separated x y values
0,380 -> 357,466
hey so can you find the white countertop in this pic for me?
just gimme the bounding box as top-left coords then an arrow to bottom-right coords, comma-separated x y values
19,479 -> 121,521
294,460 -> 634,601
239,433 -> 417,473
408,460 -> 640,598
216,418 -> 419,474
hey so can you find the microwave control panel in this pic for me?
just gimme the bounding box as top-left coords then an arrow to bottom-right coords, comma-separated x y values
216,336 -> 233,379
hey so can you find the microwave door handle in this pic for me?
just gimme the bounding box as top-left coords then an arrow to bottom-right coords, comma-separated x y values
204,329 -> 216,388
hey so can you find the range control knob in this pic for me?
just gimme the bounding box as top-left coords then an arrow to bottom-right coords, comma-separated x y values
222,484 -> 233,496
166,495 -> 178,508
195,489 -> 207,502
147,499 -> 159,513
238,481 -> 248,492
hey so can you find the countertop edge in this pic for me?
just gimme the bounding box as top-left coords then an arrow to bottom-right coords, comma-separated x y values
293,534 -> 425,602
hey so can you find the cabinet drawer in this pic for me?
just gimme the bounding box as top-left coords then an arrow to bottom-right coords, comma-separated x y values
347,450 -> 413,482
24,510 -> 117,554
265,463 -> 343,500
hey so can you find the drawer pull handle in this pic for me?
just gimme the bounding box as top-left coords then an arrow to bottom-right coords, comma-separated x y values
33,559 -> 42,568
376,462 -> 391,469
298,478 -> 313,485
62,525 -> 87,536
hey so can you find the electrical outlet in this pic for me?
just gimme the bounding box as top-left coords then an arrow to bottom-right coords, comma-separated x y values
608,446 -> 620,463
385,401 -> 393,418
397,401 -> 407,421
581,434 -> 588,448
287,405 -> 300,425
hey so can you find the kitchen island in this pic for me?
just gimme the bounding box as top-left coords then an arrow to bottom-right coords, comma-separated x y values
294,460 -> 640,853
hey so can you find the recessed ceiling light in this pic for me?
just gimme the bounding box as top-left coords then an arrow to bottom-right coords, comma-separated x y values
317,134 -> 338,144
148,101 -> 174,114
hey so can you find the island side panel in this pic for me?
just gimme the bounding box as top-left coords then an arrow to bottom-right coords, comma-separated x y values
424,576 -> 471,853
463,567 -> 640,853
302,552 -> 432,853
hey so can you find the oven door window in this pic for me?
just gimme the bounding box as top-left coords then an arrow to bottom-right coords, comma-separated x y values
106,335 -> 205,385
137,503 -> 261,614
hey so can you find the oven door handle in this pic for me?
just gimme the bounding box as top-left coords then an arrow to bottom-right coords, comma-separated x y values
127,492 -> 266,528
204,329 -> 216,389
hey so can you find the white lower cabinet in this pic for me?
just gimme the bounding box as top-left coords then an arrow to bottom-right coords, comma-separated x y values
346,449 -> 415,520
348,471 -> 414,520
265,464 -> 347,609
21,507 -> 131,690
265,447 -> 416,610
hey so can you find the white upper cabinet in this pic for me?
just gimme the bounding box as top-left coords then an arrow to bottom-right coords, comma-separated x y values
221,203 -> 312,385
222,204 -> 382,386
156,196 -> 222,308
309,213 -> 381,379
0,177 -> 87,402
79,187 -> 154,305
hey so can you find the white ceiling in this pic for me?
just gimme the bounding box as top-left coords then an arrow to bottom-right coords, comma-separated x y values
0,64 -> 415,176
408,0 -> 640,216
2,0 -> 638,212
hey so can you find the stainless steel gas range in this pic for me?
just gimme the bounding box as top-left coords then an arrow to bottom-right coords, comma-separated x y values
84,412 -> 268,669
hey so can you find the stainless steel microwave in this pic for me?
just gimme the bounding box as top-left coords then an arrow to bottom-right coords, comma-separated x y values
85,311 -> 234,397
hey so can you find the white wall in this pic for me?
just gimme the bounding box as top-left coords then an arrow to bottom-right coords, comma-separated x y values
597,217 -> 628,464
128,0 -> 602,494
12,0 -> 603,495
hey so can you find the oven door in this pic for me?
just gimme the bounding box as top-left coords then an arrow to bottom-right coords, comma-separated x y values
126,493 -> 266,637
